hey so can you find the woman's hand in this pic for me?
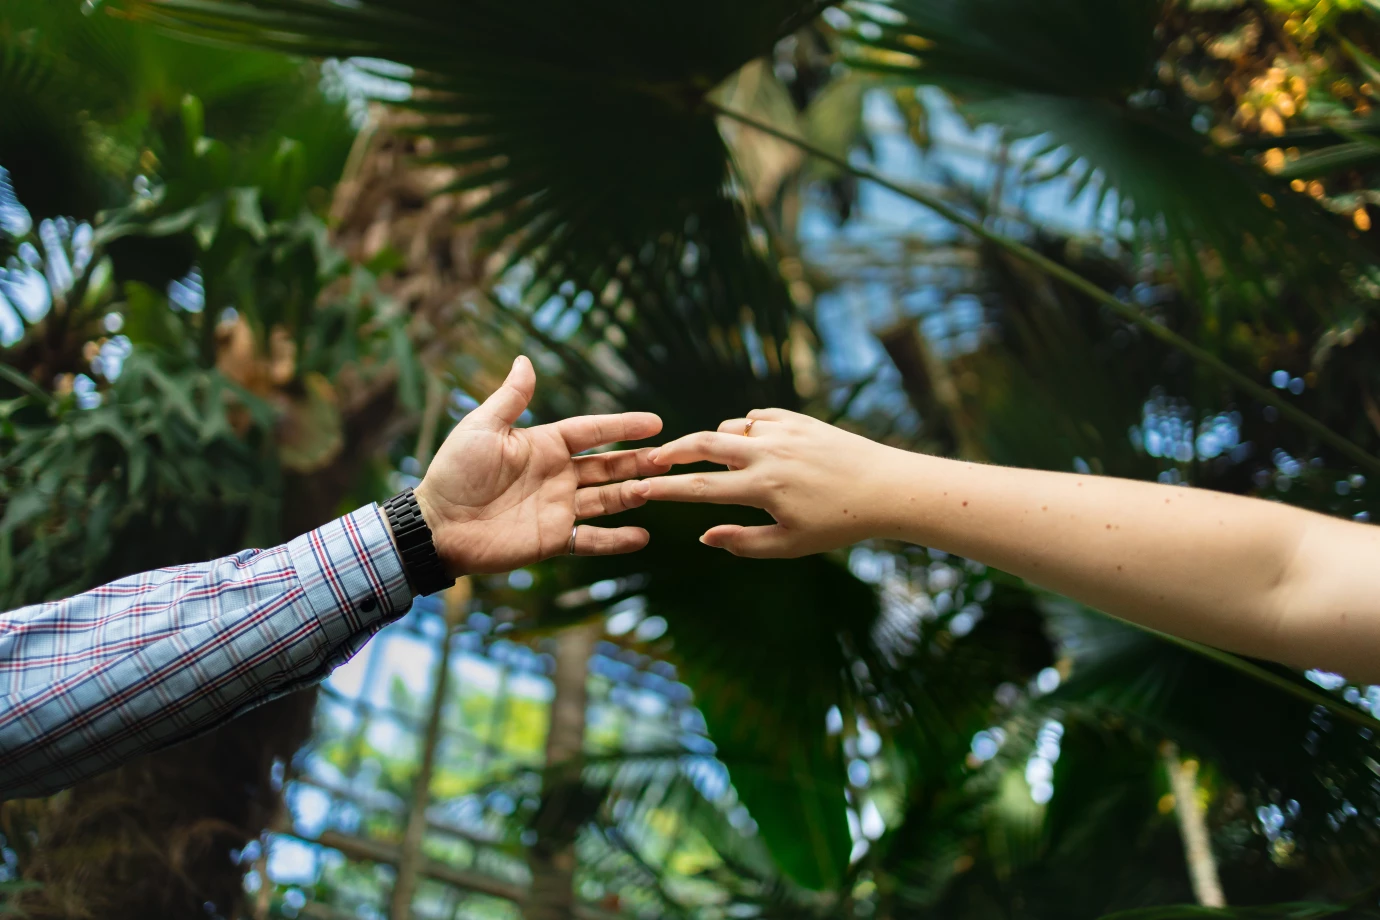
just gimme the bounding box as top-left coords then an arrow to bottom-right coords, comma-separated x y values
642,409 -> 907,558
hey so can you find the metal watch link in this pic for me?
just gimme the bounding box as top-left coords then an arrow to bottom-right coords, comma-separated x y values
381,488 -> 452,597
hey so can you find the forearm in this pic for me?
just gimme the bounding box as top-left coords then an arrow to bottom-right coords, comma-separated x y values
869,452 -> 1380,679
0,505 -> 412,799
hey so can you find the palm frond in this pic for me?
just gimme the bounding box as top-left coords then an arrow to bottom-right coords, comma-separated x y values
0,30 -> 105,220
1046,600 -> 1380,873
1,0 -> 355,219
116,0 -> 817,310
847,0 -> 1369,321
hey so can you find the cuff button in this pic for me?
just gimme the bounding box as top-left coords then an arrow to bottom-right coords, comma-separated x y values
360,597 -> 378,613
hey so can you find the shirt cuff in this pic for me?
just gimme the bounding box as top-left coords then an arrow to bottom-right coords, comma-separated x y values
287,504 -> 414,650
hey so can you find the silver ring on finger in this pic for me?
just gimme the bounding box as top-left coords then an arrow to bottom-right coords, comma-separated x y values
567,525 -> 579,556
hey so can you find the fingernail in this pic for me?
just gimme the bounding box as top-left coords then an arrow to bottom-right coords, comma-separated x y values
648,449 -> 660,463
632,480 -> 650,496
512,356 -> 521,370
698,535 -> 710,545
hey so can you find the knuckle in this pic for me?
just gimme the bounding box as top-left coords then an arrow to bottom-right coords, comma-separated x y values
689,475 -> 710,496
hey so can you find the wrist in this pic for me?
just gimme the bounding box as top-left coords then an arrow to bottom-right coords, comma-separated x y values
863,447 -> 947,545
412,480 -> 442,537
381,487 -> 455,595
412,481 -> 455,578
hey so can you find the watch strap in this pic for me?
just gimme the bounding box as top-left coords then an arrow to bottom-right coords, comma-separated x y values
382,488 -> 452,597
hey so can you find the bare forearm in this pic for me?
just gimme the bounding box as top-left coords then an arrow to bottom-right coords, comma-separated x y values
647,410 -> 1380,680
870,452 -> 1380,680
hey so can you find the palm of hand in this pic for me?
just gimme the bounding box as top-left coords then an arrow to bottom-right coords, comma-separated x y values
420,424 -> 577,575
410,357 -> 662,580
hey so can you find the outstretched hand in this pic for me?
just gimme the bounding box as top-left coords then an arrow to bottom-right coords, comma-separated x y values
642,409 -> 901,558
413,356 -> 669,576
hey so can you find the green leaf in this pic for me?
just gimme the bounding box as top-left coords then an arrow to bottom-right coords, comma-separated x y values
0,488 -> 49,535
390,321 -> 423,412
0,362 -> 54,405
1342,37 -> 1380,87
1278,141 -> 1380,180
180,92 -> 205,151
702,749 -> 851,893
229,186 -> 268,242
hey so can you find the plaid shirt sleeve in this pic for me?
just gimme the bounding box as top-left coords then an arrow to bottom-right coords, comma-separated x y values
0,504 -> 414,800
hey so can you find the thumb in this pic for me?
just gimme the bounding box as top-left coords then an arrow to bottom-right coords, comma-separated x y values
700,524 -> 794,559
469,356 -> 536,431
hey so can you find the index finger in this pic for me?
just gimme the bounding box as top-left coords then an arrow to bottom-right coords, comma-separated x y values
555,412 -> 663,454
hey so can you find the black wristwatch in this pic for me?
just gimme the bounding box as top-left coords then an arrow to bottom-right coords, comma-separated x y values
382,488 -> 452,597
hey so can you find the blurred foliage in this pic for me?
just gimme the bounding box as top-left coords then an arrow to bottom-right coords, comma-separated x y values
848,0 -> 1379,324
6,0 -> 1380,918
0,3 -> 425,919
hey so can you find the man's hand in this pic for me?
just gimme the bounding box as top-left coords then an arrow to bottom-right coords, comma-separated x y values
413,356 -> 668,576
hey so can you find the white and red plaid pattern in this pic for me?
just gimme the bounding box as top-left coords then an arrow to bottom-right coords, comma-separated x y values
0,504 -> 413,800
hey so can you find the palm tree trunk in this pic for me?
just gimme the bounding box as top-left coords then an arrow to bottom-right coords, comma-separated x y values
525,622 -> 601,920
1162,742 -> 1226,908
390,582 -> 469,919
